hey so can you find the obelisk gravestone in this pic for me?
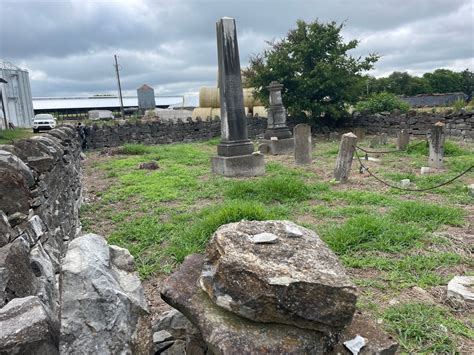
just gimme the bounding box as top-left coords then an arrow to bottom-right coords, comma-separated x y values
211,17 -> 265,176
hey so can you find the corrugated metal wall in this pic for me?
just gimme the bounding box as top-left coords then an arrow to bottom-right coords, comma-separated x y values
0,66 -> 34,128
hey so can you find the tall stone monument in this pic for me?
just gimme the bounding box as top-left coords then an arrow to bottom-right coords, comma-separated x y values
260,81 -> 294,155
211,17 -> 265,176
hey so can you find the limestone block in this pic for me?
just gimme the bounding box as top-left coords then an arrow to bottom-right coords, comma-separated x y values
0,296 -> 59,354
200,220 -> 357,333
60,234 -> 152,354
162,254 -> 335,354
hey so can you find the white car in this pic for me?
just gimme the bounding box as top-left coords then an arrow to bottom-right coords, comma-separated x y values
32,114 -> 57,133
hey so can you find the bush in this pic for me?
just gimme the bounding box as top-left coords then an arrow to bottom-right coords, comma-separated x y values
452,98 -> 466,111
356,92 -> 410,114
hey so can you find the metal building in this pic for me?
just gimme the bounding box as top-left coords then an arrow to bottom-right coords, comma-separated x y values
137,84 -> 156,110
0,60 -> 34,129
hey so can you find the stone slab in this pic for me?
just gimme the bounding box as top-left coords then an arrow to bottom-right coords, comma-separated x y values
211,153 -> 265,177
260,138 -> 294,155
161,254 -> 335,354
447,276 -> 474,305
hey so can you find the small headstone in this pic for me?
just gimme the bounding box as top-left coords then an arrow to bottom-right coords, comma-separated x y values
294,124 -> 312,165
334,133 -> 357,183
428,122 -> 445,168
380,133 -> 388,145
354,127 -> 366,140
369,136 -> 380,148
397,129 -> 410,150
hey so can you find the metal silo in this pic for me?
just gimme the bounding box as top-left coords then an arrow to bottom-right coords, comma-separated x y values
0,60 -> 34,129
137,84 -> 156,111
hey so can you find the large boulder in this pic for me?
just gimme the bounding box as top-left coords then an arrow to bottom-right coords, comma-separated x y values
161,254 -> 336,354
200,220 -> 357,333
60,233 -> 152,354
0,296 -> 59,354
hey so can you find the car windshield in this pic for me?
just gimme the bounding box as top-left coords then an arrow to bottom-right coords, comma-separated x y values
35,114 -> 53,120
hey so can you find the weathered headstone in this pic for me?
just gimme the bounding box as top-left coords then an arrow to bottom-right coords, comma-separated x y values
260,81 -> 294,155
353,127 -> 366,140
369,136 -> 380,148
380,132 -> 388,145
428,122 -> 445,168
294,124 -> 312,165
396,129 -> 410,150
334,133 -> 357,182
211,17 -> 265,176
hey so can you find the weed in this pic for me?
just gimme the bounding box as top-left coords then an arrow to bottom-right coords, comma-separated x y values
383,303 -> 473,353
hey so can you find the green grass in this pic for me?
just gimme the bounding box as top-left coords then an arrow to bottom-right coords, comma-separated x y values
383,303 -> 473,353
343,252 -> 462,288
108,200 -> 285,277
0,128 -> 33,144
225,176 -> 311,203
321,215 -> 425,255
390,200 -> 465,231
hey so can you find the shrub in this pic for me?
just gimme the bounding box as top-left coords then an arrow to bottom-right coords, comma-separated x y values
355,92 -> 410,114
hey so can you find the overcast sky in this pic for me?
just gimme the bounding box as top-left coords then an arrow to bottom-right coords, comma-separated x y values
1,0 -> 473,102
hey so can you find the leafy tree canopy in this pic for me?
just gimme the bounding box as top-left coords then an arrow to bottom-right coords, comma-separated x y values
243,19 -> 379,120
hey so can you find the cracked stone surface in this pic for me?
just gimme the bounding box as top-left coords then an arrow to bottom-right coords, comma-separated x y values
199,220 -> 357,333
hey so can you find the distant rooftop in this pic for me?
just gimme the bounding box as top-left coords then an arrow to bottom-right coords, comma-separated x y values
33,95 -> 185,111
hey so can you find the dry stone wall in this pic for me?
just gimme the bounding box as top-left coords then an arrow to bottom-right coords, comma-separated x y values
0,126 -> 152,354
85,117 -> 267,149
348,110 -> 474,140
0,125 -> 82,353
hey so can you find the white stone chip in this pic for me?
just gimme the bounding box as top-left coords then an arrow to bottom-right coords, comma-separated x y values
344,335 -> 366,355
249,232 -> 279,244
268,276 -> 296,286
468,184 -> 474,197
153,330 -> 173,343
447,276 -> 474,305
420,166 -> 431,174
400,179 -> 410,188
367,157 -> 381,162
285,224 -> 303,238
270,136 -> 278,141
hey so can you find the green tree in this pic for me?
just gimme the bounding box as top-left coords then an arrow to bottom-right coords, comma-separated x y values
423,69 -> 462,94
356,92 -> 410,114
459,69 -> 474,96
243,19 -> 379,120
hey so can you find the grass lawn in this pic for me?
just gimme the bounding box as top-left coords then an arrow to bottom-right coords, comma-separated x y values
0,128 -> 34,144
81,136 -> 473,352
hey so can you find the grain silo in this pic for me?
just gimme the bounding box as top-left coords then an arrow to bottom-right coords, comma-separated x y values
0,60 -> 34,129
137,84 -> 156,111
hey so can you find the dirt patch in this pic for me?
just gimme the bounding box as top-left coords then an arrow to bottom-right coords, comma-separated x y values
143,273 -> 173,325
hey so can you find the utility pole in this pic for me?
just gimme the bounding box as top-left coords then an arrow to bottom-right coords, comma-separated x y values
114,54 -> 125,119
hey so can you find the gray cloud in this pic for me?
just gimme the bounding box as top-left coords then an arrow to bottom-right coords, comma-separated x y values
1,0 -> 472,97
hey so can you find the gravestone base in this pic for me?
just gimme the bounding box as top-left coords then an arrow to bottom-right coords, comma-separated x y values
211,153 -> 265,177
260,138 -> 294,155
